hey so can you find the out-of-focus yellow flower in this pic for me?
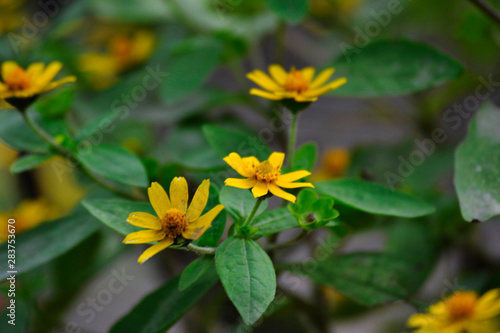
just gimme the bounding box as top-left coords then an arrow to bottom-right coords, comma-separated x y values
311,148 -> 351,181
0,142 -> 18,168
79,30 -> 155,89
0,199 -> 57,241
0,0 -> 24,34
247,65 -> 346,102
123,179 -> 224,264
223,152 -> 314,203
0,61 -> 76,100
407,289 -> 500,333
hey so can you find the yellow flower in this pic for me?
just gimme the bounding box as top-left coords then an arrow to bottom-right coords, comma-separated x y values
223,152 -> 314,203
407,289 -> 500,333
311,148 -> 351,181
0,0 -> 24,34
123,178 -> 224,264
0,61 -> 76,100
246,64 -> 346,102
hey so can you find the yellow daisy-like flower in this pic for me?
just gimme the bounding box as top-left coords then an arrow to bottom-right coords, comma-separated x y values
123,178 -> 225,264
223,152 -> 314,203
407,289 -> 500,333
0,61 -> 76,100
246,64 -> 346,102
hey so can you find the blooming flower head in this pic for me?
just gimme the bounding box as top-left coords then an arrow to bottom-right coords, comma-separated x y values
0,61 -> 76,100
247,64 -> 346,102
123,178 -> 224,264
223,152 -> 314,203
407,289 -> 500,333
311,148 -> 351,181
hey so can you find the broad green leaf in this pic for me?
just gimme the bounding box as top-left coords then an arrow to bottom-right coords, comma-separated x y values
0,110 -> 49,152
203,124 -> 272,161
292,142 -> 317,172
219,186 -> 268,222
314,179 -> 436,218
331,40 -> 463,97
266,0 -> 309,23
251,208 -> 298,238
110,269 -> 218,333
76,144 -> 149,188
10,153 -> 53,174
179,256 -> 214,291
161,38 -> 223,103
216,236 -> 276,325
282,253 -> 412,306
455,102 -> 500,222
0,208 -> 100,280
34,87 -> 74,118
90,0 -> 171,23
82,199 -> 154,235
192,185 -> 227,247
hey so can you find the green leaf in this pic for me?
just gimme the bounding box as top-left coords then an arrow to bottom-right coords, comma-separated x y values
266,0 -> 309,23
110,269 -> 218,333
0,109 -> 49,152
203,124 -> 272,161
455,102 -> 500,222
251,208 -> 298,238
0,208 -> 100,280
76,144 -> 149,188
192,185 -> 226,247
34,86 -> 74,118
90,0 -> 171,23
161,38 -> 223,103
282,253 -> 412,306
10,153 -> 53,174
331,40 -> 463,97
219,186 -> 268,223
314,179 -> 436,218
216,236 -> 276,325
179,256 -> 214,291
82,198 -> 154,235
292,142 -> 317,172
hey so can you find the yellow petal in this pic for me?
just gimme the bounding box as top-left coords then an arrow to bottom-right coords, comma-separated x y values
278,170 -> 311,182
407,313 -> 435,328
225,178 -> 257,189
36,61 -> 62,87
186,179 -> 210,222
242,156 -> 260,172
476,289 -> 500,320
223,152 -> 255,177
295,95 -> 318,102
126,212 -> 162,230
249,88 -> 283,100
269,184 -> 296,202
170,177 -> 188,213
1,61 -> 20,81
137,238 -> 174,264
268,64 -> 287,85
251,181 -> 269,198
185,204 -> 225,239
247,70 -> 283,91
148,182 -> 171,218
304,77 -> 347,98
26,63 -> 45,80
42,76 -> 77,93
274,181 -> 314,189
309,67 -> 335,89
268,152 -> 285,168
123,229 -> 165,244
301,67 -> 316,83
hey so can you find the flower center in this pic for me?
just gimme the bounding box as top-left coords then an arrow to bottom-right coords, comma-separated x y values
255,160 -> 280,183
161,208 -> 188,238
446,291 -> 477,321
110,35 -> 133,66
284,68 -> 309,93
5,67 -> 32,91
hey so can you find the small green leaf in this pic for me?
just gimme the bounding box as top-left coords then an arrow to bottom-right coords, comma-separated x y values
76,144 -> 149,188
216,236 -> 276,325
289,189 -> 339,230
455,102 -> 500,222
0,110 -> 50,152
34,86 -> 74,118
110,268 -> 218,333
219,186 -> 268,223
192,185 -> 226,247
10,153 -> 53,173
331,40 -> 463,97
179,256 -> 214,291
266,0 -> 309,23
0,208 -> 100,280
251,208 -> 298,238
314,179 -> 435,218
292,142 -> 317,172
82,199 -> 154,235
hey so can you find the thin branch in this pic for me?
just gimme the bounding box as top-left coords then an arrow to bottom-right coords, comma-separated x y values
469,0 -> 500,25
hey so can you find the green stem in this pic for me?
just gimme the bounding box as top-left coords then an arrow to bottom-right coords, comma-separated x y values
287,112 -> 299,166
22,112 -> 67,155
243,197 -> 264,228
187,243 -> 217,255
276,20 -> 286,64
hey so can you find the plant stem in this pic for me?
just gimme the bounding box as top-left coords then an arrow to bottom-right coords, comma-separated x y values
468,0 -> 500,26
187,243 -> 217,255
276,20 -> 286,64
243,197 -> 263,228
22,112 -> 67,155
287,112 -> 299,166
